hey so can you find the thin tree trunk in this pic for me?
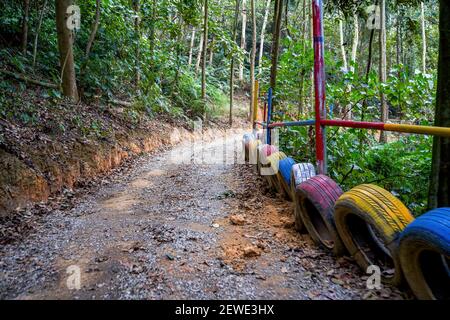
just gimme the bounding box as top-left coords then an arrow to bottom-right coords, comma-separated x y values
298,0 -> 307,116
32,0 -> 48,70
230,0 -> 240,126
239,0 -> 247,82
339,19 -> 348,70
85,0 -> 101,60
79,0 -> 100,99
249,0 -> 256,121
344,13 -> 359,120
350,14 -> 359,71
209,35 -> 214,65
379,0 -> 388,143
55,0 -> 79,101
283,0 -> 290,39
396,9 -> 401,68
133,0 -> 141,87
429,0 -> 450,208
195,32 -> 204,75
258,0 -> 271,76
21,0 -> 30,55
201,0 -> 208,105
0,69 -> 58,89
188,27 -> 196,66
195,3 -> 204,76
175,17 -> 184,87
150,0 -> 156,80
421,2 -> 427,74
270,0 -> 283,90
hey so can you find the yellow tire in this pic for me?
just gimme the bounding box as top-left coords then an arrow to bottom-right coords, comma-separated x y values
334,184 -> 414,286
248,139 -> 260,170
261,151 -> 286,193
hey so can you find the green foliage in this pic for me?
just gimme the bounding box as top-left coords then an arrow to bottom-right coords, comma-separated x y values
328,132 -> 432,216
0,0 -> 236,122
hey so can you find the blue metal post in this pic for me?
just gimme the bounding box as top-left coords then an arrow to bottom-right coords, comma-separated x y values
266,88 -> 273,144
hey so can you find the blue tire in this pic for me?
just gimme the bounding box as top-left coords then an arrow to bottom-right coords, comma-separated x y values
279,157 -> 296,186
277,157 -> 296,200
399,208 -> 450,300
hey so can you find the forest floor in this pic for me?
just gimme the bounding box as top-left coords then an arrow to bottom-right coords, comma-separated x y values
0,130 -> 409,300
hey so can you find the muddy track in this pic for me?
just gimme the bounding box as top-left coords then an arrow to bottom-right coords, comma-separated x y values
0,134 -> 406,300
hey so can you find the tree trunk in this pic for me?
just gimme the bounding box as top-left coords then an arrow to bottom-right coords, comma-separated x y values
201,0 -> 208,104
379,0 -> 388,143
32,0 -> 48,70
249,0 -> 256,121
21,0 -> 30,55
79,0 -> 100,98
209,35 -> 214,66
396,9 -> 402,68
283,0 -> 290,39
429,0 -> 450,208
344,13 -> 359,120
270,0 -> 283,90
230,0 -> 240,125
188,27 -> 196,66
149,0 -> 156,81
55,0 -> 79,101
258,0 -> 271,76
350,13 -> 359,72
133,0 -> 141,87
85,0 -> 101,60
195,32 -> 204,76
239,0 -> 247,82
421,1 -> 427,74
298,0 -> 307,116
339,19 -> 348,71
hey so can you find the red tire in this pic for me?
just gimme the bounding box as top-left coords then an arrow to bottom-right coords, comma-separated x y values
290,163 -> 316,233
257,145 -> 278,184
297,175 -> 346,256
243,133 -> 255,163
260,151 -> 285,192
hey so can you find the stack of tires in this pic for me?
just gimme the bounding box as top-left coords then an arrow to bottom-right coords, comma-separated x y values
242,134 -> 449,300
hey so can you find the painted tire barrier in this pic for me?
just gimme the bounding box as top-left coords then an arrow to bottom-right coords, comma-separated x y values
247,139 -> 260,165
297,175 -> 346,256
398,208 -> 450,300
277,157 -> 296,201
290,163 -> 316,232
243,133 -> 256,163
257,145 -> 279,184
334,184 -> 414,286
256,130 -> 265,142
262,151 -> 286,193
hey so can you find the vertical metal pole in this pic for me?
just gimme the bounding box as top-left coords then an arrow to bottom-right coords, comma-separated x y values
263,101 -> 267,122
267,87 -> 273,144
312,0 -> 327,174
252,80 -> 259,129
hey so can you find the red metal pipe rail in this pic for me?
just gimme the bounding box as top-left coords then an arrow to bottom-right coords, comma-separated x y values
312,0 -> 327,174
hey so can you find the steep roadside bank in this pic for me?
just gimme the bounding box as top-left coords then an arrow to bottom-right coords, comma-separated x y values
0,91 -> 248,239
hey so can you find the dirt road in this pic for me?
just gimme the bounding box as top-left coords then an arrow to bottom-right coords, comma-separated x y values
0,132 -> 405,300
